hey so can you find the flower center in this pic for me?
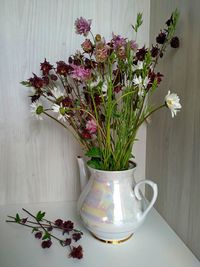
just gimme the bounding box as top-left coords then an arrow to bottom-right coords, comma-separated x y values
59,107 -> 66,115
36,106 -> 43,114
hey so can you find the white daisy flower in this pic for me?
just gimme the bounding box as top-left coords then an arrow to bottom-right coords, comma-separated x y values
51,87 -> 64,99
30,100 -> 43,120
165,91 -> 182,118
133,75 -> 143,87
102,81 -> 108,93
143,76 -> 150,88
52,103 -> 69,122
90,77 -> 101,88
133,75 -> 150,97
132,60 -> 144,71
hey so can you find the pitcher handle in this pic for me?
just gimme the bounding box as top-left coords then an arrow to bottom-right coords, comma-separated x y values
134,180 -> 158,220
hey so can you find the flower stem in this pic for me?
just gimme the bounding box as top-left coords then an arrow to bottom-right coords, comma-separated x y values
137,104 -> 165,128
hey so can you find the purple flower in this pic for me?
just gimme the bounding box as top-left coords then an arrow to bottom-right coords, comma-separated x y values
70,65 -> 91,81
112,33 -> 126,50
130,40 -> 138,51
75,17 -> 92,36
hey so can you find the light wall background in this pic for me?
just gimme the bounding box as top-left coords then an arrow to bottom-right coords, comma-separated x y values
146,0 -> 200,260
0,0 -> 149,205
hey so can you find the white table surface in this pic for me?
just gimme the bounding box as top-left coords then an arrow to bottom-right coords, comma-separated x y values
0,201 -> 199,267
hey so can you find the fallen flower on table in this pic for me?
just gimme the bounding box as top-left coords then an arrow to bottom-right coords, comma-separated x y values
6,209 -> 84,260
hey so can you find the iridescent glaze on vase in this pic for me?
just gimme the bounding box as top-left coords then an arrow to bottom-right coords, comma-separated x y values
77,157 -> 158,242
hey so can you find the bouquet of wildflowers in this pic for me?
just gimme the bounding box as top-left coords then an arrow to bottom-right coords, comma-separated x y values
21,10 -> 181,171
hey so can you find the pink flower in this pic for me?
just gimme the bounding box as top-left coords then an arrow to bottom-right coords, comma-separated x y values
81,39 -> 93,53
70,65 -> 91,81
112,33 -> 126,50
75,17 -> 92,36
86,119 -> 97,134
130,40 -> 138,51
95,43 -> 109,62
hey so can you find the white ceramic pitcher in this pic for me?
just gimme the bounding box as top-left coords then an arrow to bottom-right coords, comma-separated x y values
77,157 -> 158,243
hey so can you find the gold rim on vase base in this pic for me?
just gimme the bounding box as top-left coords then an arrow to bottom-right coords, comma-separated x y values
91,233 -> 133,244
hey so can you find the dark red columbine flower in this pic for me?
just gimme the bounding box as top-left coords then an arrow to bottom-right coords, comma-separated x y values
69,245 -> 83,259
56,61 -> 71,76
47,226 -> 53,231
63,220 -> 74,231
41,240 -> 52,249
65,238 -> 72,246
136,46 -> 147,61
40,58 -> 53,75
21,217 -> 28,224
166,15 -> 173,26
81,130 -> 92,139
29,74 -> 43,89
156,31 -> 167,44
62,97 -> 73,108
30,94 -> 40,103
94,94 -> 102,106
148,70 -> 164,89
42,76 -> 49,86
151,45 -> 159,57
156,72 -> 164,84
54,219 -> 63,227
72,233 -> 82,242
114,86 -> 122,93
35,232 -> 42,239
50,74 -> 58,81
84,58 -> 97,69
170,36 -> 180,48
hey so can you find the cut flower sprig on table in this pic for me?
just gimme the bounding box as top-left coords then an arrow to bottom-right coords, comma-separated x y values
21,10 -> 181,171
6,209 -> 84,259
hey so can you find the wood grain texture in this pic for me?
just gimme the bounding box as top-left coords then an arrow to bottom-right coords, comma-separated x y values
146,0 -> 200,259
0,0 -> 149,205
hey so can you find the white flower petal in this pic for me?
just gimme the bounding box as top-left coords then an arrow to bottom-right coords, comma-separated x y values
165,91 -> 181,118
30,100 -> 43,120
51,87 -> 64,99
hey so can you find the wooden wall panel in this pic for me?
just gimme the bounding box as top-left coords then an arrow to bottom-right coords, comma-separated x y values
0,0 -> 150,205
146,0 -> 200,259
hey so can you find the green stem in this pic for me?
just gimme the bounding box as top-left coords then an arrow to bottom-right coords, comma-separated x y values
43,111 -> 87,150
22,209 -> 62,243
137,104 -> 165,128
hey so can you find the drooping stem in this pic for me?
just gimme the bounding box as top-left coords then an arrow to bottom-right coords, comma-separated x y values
137,104 -> 165,129
43,111 -> 87,150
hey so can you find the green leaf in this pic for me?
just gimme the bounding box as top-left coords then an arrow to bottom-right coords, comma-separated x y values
132,13 -> 143,33
36,211 -> 46,221
85,147 -> 102,158
20,81 -> 31,87
42,231 -> 50,240
15,213 -> 21,223
32,227 -> 38,233
87,158 -> 102,169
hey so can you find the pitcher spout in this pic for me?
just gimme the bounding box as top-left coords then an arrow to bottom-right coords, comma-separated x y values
77,156 -> 88,191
